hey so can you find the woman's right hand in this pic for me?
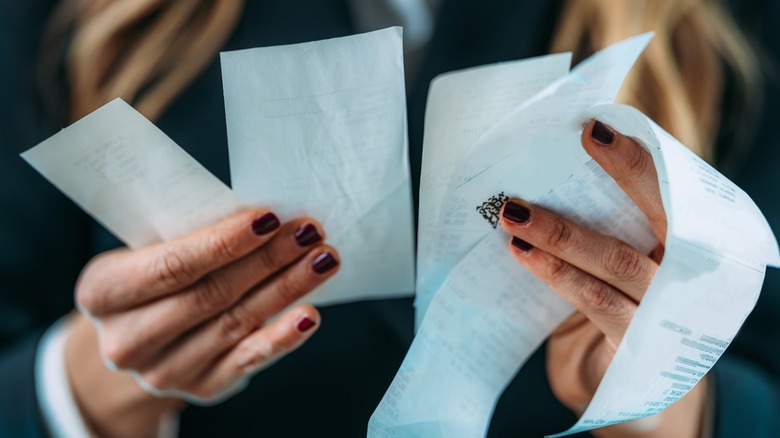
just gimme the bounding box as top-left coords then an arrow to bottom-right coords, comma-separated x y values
66,209 -> 340,436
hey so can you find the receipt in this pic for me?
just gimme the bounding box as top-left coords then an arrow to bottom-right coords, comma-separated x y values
370,33 -> 780,437
415,34 -> 654,325
20,99 -> 243,248
415,53 -> 572,327
22,28 -> 415,308
557,104 -> 780,435
221,27 -> 415,305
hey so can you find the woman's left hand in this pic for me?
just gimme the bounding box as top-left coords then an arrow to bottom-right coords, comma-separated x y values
500,120 -> 709,438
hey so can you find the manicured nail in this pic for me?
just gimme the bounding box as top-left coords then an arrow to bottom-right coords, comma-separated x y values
502,201 -> 531,224
294,223 -> 322,246
511,236 -> 534,252
592,121 -> 615,146
296,316 -> 316,332
251,212 -> 280,235
312,251 -> 339,274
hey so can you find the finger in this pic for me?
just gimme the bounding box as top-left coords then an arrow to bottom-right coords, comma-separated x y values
582,120 -> 667,242
132,247 -> 338,385
507,237 -> 636,344
227,245 -> 339,328
500,199 -> 657,302
97,221 -> 328,369
77,208 -> 282,315
181,305 -> 320,403
648,243 -> 665,264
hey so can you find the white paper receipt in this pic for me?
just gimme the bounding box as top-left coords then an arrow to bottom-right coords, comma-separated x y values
21,27 -> 416,308
370,33 -> 780,437
221,27 -> 415,305
19,28 -> 780,437
21,99 -> 244,248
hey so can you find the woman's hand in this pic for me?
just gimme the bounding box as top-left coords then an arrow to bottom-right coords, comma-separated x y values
66,209 -> 340,437
500,121 -> 709,437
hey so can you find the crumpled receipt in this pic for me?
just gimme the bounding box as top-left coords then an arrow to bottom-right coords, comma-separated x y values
369,33 -> 780,437
21,27 -> 415,308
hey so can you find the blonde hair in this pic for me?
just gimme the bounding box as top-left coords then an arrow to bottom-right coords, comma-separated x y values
41,0 -> 760,165
551,0 -> 761,164
40,0 -> 244,123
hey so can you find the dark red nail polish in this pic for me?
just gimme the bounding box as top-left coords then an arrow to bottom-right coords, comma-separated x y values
592,121 -> 615,146
511,236 -> 534,252
312,251 -> 339,274
294,223 -> 322,246
251,212 -> 280,235
296,316 -> 316,332
502,201 -> 531,224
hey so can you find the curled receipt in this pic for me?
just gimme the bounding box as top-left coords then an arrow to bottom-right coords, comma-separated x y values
370,34 -> 780,436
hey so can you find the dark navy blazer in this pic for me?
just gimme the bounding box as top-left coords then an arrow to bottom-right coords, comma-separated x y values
1,0 -> 778,436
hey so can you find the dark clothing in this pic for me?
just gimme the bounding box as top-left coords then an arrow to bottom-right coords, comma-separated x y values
1,0 -> 779,436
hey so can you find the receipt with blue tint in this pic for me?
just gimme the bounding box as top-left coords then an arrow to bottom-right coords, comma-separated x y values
415,53 -> 572,328
414,34 -> 656,327
370,33 -> 780,437
221,27 -> 415,306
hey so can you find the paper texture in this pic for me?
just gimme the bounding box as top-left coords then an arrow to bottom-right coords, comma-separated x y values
221,27 -> 416,305
20,99 -> 244,249
415,53 -> 572,326
370,33 -> 780,437
23,28 -> 415,308
558,104 -> 780,435
414,33 -> 655,326
19,29 -> 780,436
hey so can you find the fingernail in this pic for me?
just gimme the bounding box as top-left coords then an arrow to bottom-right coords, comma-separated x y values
502,201 -> 531,224
511,236 -> 534,253
592,121 -> 615,146
296,316 -> 316,332
251,212 -> 280,235
312,251 -> 339,274
294,223 -> 322,246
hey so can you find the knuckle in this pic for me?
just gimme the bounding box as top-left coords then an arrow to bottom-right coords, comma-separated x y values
75,256 -> 112,314
255,247 -> 281,272
75,282 -> 104,315
139,369 -> 173,392
625,146 -> 651,178
238,339 -> 278,372
148,248 -> 196,290
186,274 -> 235,316
605,243 -> 646,282
272,334 -> 298,356
582,281 -> 621,315
205,232 -> 241,263
275,274 -> 305,304
218,306 -> 257,344
544,256 -> 570,284
547,218 -> 573,251
101,334 -> 136,369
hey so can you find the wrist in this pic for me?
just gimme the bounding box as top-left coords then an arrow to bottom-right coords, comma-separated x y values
64,313 -> 185,438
